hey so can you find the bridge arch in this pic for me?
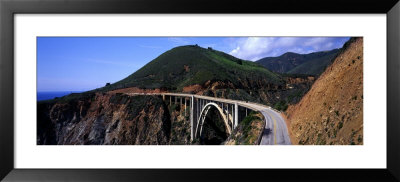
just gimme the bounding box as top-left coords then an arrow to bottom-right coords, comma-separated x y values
194,102 -> 232,139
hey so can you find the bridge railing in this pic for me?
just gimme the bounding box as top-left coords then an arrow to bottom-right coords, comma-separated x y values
255,112 -> 267,145
131,92 -> 280,113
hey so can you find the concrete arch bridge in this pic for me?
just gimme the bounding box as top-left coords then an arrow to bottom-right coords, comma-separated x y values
128,93 -> 291,145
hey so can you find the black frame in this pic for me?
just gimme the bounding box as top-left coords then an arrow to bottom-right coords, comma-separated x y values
1,0 -> 399,181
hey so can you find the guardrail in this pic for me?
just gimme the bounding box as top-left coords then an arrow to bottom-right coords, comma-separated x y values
256,113 -> 266,145
129,92 -> 281,112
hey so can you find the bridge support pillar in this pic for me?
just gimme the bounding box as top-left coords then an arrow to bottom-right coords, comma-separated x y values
234,102 -> 238,129
223,104 -> 226,123
231,104 -> 234,129
196,99 -> 200,121
190,96 -> 194,141
184,98 -> 187,116
200,99 -> 202,113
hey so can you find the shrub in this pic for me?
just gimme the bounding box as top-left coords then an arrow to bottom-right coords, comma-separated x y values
338,122 -> 343,129
274,100 -> 288,111
335,110 -> 339,116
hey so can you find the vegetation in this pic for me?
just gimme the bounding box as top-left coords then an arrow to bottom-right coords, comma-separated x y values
287,49 -> 340,75
228,111 -> 264,145
274,100 -> 288,111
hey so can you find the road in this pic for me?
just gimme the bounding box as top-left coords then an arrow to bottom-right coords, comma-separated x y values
237,102 -> 291,145
260,109 -> 291,145
127,92 -> 291,145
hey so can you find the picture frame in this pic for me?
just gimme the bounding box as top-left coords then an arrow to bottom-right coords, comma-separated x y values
1,0 -> 399,181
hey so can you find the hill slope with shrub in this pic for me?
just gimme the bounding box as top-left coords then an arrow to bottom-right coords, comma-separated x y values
285,37 -> 363,145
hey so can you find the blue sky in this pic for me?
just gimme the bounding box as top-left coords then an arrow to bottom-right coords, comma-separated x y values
37,37 -> 349,92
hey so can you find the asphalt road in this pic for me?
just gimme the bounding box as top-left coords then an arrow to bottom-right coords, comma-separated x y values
260,109 -> 291,145
128,92 -> 291,145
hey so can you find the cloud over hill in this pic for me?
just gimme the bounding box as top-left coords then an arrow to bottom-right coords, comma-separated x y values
229,37 -> 349,61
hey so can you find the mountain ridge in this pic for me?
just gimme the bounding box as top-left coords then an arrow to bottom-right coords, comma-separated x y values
256,48 -> 341,75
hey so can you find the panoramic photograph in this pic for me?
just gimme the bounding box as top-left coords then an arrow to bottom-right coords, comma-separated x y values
37,37 -> 363,145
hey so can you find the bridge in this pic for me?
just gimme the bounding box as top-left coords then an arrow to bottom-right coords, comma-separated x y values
127,92 -> 291,145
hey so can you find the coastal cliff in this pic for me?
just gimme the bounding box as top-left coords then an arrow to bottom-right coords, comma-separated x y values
37,93 -> 192,145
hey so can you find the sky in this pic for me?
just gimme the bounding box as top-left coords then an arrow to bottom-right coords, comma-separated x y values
37,37 -> 350,92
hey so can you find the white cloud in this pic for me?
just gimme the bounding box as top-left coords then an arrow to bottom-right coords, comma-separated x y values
228,37 -> 349,61
228,37 -> 275,61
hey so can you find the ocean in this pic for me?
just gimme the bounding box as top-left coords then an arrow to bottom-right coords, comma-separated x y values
37,91 -> 81,101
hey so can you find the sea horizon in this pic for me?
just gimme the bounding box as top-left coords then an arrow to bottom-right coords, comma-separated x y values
37,91 -> 83,101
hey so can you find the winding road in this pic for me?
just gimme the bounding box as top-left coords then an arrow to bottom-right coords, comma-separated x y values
237,101 -> 291,145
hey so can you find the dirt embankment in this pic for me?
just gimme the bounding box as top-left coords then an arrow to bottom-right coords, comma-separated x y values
285,38 -> 363,145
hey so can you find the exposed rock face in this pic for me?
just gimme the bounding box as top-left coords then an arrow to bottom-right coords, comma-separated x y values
182,84 -> 204,94
168,103 -> 192,144
285,38 -> 363,145
285,76 -> 315,85
37,93 -> 193,145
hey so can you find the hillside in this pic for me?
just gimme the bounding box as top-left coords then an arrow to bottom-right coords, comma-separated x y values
285,37 -> 363,145
256,48 -> 340,75
287,49 -> 340,75
104,45 -> 282,91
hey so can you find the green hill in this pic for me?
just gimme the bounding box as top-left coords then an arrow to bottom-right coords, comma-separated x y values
287,49 -> 340,75
104,45 -> 282,91
256,49 -> 340,75
256,52 -> 310,73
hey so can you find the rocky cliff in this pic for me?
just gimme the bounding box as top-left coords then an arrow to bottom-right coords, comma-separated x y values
285,38 -> 363,145
37,93 -> 192,145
